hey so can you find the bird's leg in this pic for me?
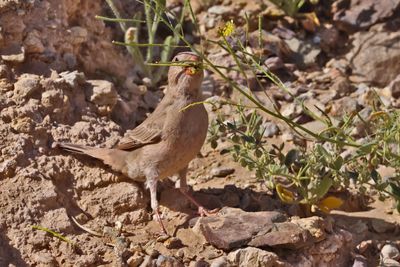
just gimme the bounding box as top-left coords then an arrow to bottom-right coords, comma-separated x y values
176,167 -> 219,217
145,174 -> 168,235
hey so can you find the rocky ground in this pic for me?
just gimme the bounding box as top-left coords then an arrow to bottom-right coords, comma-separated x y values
1,0 -> 400,266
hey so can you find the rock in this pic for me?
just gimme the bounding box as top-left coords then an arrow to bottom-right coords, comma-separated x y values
330,96 -> 359,117
24,30 -> 44,53
352,254 -> 368,267
382,258 -> 400,267
69,26 -> 88,44
381,244 -> 400,260
331,77 -> 354,97
0,159 -> 17,178
210,167 -> 235,177
281,132 -> 294,142
0,64 -> 11,79
41,90 -> 65,109
318,25 -> 340,53
32,251 -> 56,266
164,237 -> 183,249
264,57 -> 284,72
297,228 -> 353,266
13,74 -> 41,101
40,208 -> 74,233
388,75 -> 400,98
1,45 -> 25,63
190,259 -> 210,267
86,80 -> 118,114
79,182 -> 148,218
11,117 -> 35,133
333,0 -> 400,32
156,255 -> 184,267
285,37 -> 321,68
370,219 -> 396,234
139,255 -> 153,267
281,103 -> 302,119
346,29 -> 400,86
247,222 -> 312,249
33,180 -> 59,211
249,30 -> 292,60
207,5 -> 232,16
210,257 -> 227,267
262,121 -> 279,137
87,80 -> 118,106
127,253 -> 144,267
192,207 -> 311,250
142,77 -> 152,87
59,71 -> 86,88
291,216 -> 330,242
227,247 -> 281,267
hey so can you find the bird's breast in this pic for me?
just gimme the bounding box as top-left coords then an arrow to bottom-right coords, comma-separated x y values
155,103 -> 208,178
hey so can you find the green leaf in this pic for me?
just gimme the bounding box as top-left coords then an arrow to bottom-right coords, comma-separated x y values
227,122 -> 236,130
388,182 -> 400,200
370,169 -> 380,183
332,156 -> 343,171
241,135 -> 255,143
359,142 -> 375,154
315,176 -> 333,199
316,144 -> 331,159
160,36 -> 173,62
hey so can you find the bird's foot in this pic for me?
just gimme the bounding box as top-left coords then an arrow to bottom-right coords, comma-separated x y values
154,209 -> 169,236
198,206 -> 220,217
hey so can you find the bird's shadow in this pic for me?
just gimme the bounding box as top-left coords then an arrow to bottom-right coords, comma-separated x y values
159,181 -> 287,216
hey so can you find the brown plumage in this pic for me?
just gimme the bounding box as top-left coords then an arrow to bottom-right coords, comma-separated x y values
55,52 -> 215,234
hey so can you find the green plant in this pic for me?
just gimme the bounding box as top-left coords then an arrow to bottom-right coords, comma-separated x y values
99,0 -> 400,212
268,0 -> 319,17
97,0 -> 186,86
209,103 -> 400,212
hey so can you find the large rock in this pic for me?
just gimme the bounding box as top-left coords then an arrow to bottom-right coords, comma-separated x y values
13,74 -> 42,101
346,28 -> 400,86
333,0 -> 400,32
192,208 -> 286,250
247,221 -> 312,250
290,228 -> 353,266
227,247 -> 283,267
192,208 -> 322,250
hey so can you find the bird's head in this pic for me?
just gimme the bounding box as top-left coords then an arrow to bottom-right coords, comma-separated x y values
167,52 -> 204,97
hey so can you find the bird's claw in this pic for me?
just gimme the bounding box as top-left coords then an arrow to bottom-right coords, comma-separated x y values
198,206 -> 220,217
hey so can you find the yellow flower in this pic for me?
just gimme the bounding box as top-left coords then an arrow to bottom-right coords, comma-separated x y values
317,196 -> 343,214
276,184 -> 295,203
218,20 -> 235,37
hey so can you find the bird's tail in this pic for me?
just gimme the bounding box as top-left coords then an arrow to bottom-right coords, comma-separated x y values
54,142 -> 93,155
53,142 -> 129,174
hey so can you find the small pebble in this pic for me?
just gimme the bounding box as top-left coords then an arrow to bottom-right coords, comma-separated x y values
210,167 -> 235,177
381,244 -> 400,260
164,237 -> 183,249
382,258 -> 400,267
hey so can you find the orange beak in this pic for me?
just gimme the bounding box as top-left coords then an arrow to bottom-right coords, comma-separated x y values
185,67 -> 197,75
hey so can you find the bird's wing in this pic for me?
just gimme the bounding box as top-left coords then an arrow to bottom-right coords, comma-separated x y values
116,97 -> 172,151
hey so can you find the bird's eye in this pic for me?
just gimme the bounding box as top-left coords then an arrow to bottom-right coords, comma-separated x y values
173,57 -> 178,62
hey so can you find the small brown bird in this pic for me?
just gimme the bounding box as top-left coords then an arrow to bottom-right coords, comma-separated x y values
55,52 -> 216,234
